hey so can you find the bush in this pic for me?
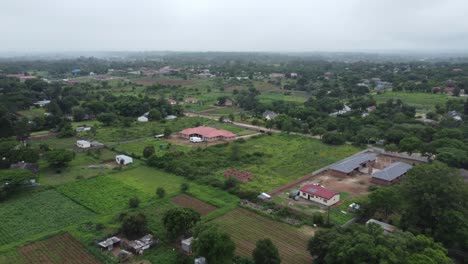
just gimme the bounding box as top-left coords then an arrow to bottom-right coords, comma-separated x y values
180,183 -> 189,193
313,213 -> 324,226
156,187 -> 166,198
128,197 -> 140,208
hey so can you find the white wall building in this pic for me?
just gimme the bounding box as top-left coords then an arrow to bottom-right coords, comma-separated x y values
116,155 -> 133,165
299,184 -> 340,206
76,140 -> 91,148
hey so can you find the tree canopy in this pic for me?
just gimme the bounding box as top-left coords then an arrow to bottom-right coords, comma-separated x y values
162,207 -> 200,241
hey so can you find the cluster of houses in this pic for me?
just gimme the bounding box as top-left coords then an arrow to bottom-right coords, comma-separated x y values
98,234 -> 156,260
76,140 -> 104,149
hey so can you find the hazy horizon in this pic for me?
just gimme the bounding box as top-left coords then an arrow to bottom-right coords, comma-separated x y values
2,0 -> 468,53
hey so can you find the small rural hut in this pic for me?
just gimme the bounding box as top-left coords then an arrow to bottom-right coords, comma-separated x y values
366,219 -> 398,234
98,236 -> 121,251
115,155 -> 133,165
137,116 -> 148,122
181,237 -> 194,253
76,140 -> 91,149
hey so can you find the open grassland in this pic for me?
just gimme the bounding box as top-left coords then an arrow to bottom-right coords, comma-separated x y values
0,190 -> 96,247
17,108 -> 46,118
259,91 -> 309,104
374,91 -> 461,110
28,137 -> 76,149
237,134 -> 360,192
114,138 -> 191,157
56,175 -> 151,214
213,208 -> 313,264
17,233 -> 100,264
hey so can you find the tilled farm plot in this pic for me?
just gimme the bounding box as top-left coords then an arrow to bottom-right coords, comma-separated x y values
171,194 -> 217,216
18,233 -> 100,264
213,208 -> 313,264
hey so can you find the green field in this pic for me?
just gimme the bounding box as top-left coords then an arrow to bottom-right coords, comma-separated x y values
213,208 -> 313,264
236,134 -> 360,192
18,108 -> 46,118
56,175 -> 152,214
0,190 -> 96,247
374,91 -> 461,110
114,138 -> 191,157
28,137 -> 77,150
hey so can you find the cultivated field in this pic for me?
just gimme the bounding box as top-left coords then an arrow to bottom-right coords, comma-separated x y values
56,175 -> 151,214
374,91 -> 461,110
0,190 -> 96,247
171,194 -> 217,216
213,208 -> 313,264
18,233 -> 100,264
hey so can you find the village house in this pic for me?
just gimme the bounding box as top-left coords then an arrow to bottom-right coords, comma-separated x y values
328,154 -> 377,177
124,234 -> 155,255
262,110 -> 278,120
179,126 -> 237,142
167,99 -> 177,105
137,116 -> 148,122
115,155 -> 133,165
181,237 -> 193,253
98,236 -> 121,251
448,111 -> 463,121
76,140 -> 91,149
366,219 -> 398,234
330,105 -> 352,116
184,98 -> 199,104
299,184 -> 340,206
33,100 -> 51,107
371,162 -> 412,186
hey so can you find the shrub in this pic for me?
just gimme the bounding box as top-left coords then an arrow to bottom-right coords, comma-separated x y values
156,187 -> 166,198
128,197 -> 140,208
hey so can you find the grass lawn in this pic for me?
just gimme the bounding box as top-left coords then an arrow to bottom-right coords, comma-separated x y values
56,175 -> 152,214
17,108 -> 46,118
114,138 -> 191,157
212,208 -> 313,264
0,190 -> 96,248
374,91 -> 462,110
236,134 -> 360,192
28,137 -> 76,150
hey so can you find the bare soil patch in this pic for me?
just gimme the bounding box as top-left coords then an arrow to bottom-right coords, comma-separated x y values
171,194 -> 217,216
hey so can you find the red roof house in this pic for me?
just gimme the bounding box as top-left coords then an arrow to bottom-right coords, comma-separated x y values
179,126 -> 237,141
299,184 -> 340,206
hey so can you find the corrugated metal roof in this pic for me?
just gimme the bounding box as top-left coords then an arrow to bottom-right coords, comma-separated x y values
372,162 -> 412,181
329,154 -> 376,173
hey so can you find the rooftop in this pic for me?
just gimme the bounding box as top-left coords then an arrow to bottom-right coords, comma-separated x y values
366,219 -> 398,233
372,162 -> 412,181
299,184 -> 338,199
329,154 -> 376,173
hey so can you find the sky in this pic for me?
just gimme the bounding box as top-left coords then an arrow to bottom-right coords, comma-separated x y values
1,0 -> 468,53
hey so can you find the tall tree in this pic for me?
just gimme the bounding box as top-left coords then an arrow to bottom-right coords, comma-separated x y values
162,207 -> 200,241
252,239 -> 281,264
193,224 -> 235,264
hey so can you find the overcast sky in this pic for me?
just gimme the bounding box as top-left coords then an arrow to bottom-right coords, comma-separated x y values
1,0 -> 468,53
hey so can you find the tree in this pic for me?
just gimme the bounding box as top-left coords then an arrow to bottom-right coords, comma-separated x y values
322,132 -> 345,145
97,113 -> 118,126
313,127 -> 327,139
308,224 -> 452,264
58,121 -> 75,138
156,187 -> 166,198
43,149 -> 74,167
143,145 -> 155,158
148,109 -> 162,121
14,118 -> 30,142
162,207 -> 201,241
121,213 -> 147,239
180,182 -> 189,193
252,239 -> 281,264
72,106 -> 86,122
364,187 -> 402,220
399,136 -> 422,155
128,197 -> 140,208
400,162 -> 468,249
230,144 -> 241,161
193,225 -> 235,264
0,169 -> 35,200
163,127 -> 172,138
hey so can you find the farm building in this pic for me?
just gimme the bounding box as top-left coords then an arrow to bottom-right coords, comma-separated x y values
258,192 -> 271,200
366,219 -> 398,234
76,140 -> 91,149
371,162 -> 412,185
185,98 -> 199,104
179,126 -> 237,142
137,116 -> 148,122
299,184 -> 340,206
116,155 -> 133,165
262,110 -> 278,120
98,236 -> 121,251
181,237 -> 193,253
10,162 -> 39,174
328,154 -> 376,177
33,100 -> 51,107
124,234 -> 155,254
224,169 -> 253,183
76,126 -> 91,132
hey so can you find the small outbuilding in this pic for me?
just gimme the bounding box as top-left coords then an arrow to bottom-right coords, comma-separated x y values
98,236 -> 121,251
116,155 -> 133,165
371,162 -> 412,186
137,116 -> 148,122
165,115 -> 177,120
181,237 -> 193,253
77,140 -> 91,149
262,110 -> 278,120
366,219 -> 398,234
76,126 -> 91,132
257,192 -> 271,200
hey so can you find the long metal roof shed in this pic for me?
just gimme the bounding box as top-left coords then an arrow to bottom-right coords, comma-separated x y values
372,162 -> 412,181
329,154 -> 376,173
